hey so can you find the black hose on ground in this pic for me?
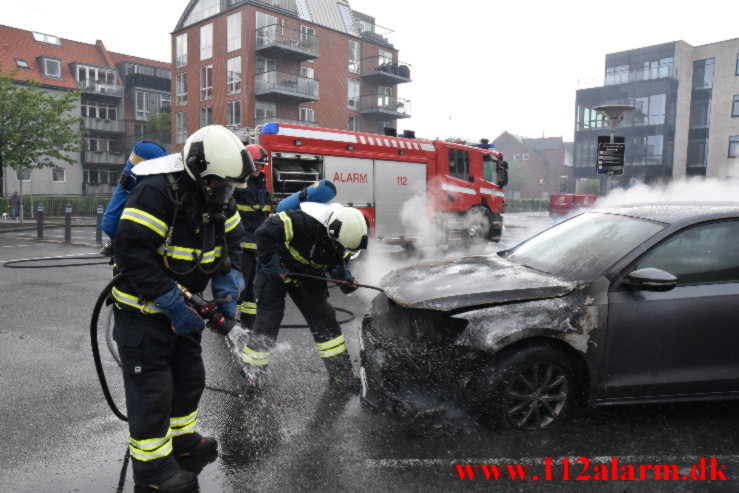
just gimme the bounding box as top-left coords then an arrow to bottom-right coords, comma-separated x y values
3,254 -> 109,268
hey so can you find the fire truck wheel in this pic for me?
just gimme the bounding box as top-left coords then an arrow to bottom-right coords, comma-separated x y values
463,207 -> 491,253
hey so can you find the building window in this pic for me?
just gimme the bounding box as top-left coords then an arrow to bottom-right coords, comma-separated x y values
687,138 -> 709,167
256,101 -> 276,121
227,12 -> 242,52
256,57 -> 276,74
349,40 -> 360,73
730,136 -> 739,158
514,153 -> 521,160
300,25 -> 316,50
200,65 -> 213,101
736,54 -> 739,76
200,23 -> 213,60
82,101 -> 117,120
87,137 -> 111,151
16,169 -> 31,181
133,123 -> 146,140
522,153 -> 529,160
733,95 -> 739,118
348,116 -> 358,131
176,73 -> 187,105
176,33 -> 188,68
348,79 -> 359,110
51,167 -> 66,183
15,59 -> 29,69
227,57 -> 242,95
136,91 -> 167,121
43,58 -> 61,77
605,65 -> 628,85
379,49 -> 392,65
693,58 -> 715,90
300,65 -> 314,79
200,106 -> 212,128
256,12 -> 276,46
176,112 -> 187,144
299,107 -> 315,123
227,100 -> 241,126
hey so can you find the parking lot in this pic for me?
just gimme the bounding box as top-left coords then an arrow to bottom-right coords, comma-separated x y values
1,213 -> 738,492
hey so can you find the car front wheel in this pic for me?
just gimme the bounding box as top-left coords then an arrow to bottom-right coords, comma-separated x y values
479,344 -> 579,432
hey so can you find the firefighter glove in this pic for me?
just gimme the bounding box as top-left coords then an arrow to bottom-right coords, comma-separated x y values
261,254 -> 287,281
331,264 -> 358,294
212,269 -> 245,319
154,285 -> 205,335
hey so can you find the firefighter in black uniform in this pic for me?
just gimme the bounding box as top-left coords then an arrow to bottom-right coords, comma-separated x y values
239,202 -> 368,393
233,144 -> 271,329
112,125 -> 253,492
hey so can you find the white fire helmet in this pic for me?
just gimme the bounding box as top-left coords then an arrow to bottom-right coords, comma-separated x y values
327,206 -> 368,251
182,125 -> 254,185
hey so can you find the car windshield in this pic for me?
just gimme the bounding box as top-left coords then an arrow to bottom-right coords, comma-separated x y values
504,212 -> 665,280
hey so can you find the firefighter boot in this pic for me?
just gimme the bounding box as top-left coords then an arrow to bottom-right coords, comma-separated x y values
135,468 -> 197,492
324,351 -> 361,394
173,433 -> 218,458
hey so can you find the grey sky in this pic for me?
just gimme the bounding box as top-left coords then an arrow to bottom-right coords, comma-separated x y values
4,0 -> 737,142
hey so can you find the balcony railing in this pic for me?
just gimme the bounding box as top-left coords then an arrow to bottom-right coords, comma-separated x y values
255,24 -> 320,60
82,117 -> 125,134
84,150 -> 127,166
255,117 -> 319,127
255,71 -> 320,103
359,95 -> 411,118
578,66 -> 675,89
78,80 -> 124,97
361,56 -> 411,84
252,0 -> 297,14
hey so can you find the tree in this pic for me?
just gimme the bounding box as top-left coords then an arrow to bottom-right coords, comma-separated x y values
146,104 -> 171,148
579,178 -> 601,194
0,69 -> 82,220
506,158 -> 532,195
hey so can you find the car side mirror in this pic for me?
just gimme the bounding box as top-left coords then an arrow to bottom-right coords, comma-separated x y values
625,268 -> 678,292
497,161 -> 509,188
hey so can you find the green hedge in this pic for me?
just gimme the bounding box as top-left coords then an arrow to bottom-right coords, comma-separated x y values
0,195 -> 113,218
505,198 -> 549,213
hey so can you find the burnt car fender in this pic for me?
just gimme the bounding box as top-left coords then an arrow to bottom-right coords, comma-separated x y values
450,286 -> 603,355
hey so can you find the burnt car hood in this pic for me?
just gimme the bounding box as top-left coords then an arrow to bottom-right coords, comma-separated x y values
379,254 -> 576,311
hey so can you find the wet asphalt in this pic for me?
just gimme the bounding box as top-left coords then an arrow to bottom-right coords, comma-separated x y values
1,214 -> 739,492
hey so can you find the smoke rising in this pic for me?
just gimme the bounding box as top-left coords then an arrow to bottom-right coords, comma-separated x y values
598,177 -> 739,209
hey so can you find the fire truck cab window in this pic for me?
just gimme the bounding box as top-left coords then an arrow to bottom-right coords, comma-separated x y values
448,149 -> 469,181
483,154 -> 496,182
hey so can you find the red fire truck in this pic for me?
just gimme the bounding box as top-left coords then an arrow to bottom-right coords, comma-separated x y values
254,123 -> 509,248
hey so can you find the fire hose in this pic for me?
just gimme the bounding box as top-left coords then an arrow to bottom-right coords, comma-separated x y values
285,272 -> 384,292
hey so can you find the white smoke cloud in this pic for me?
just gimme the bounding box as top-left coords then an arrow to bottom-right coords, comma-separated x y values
597,177 -> 739,209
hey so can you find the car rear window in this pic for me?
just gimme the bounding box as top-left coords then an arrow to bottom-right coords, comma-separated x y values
505,212 -> 665,280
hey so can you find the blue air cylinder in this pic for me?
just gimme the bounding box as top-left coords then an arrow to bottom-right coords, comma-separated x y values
276,179 -> 337,212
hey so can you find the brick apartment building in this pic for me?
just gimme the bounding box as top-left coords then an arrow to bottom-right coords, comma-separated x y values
0,24 -> 170,196
170,0 -> 411,148
493,132 -> 573,199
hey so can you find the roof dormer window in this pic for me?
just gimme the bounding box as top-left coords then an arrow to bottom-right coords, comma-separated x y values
33,32 -> 61,46
42,58 -> 62,78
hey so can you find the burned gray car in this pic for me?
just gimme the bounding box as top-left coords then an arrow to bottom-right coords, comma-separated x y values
359,203 -> 739,431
